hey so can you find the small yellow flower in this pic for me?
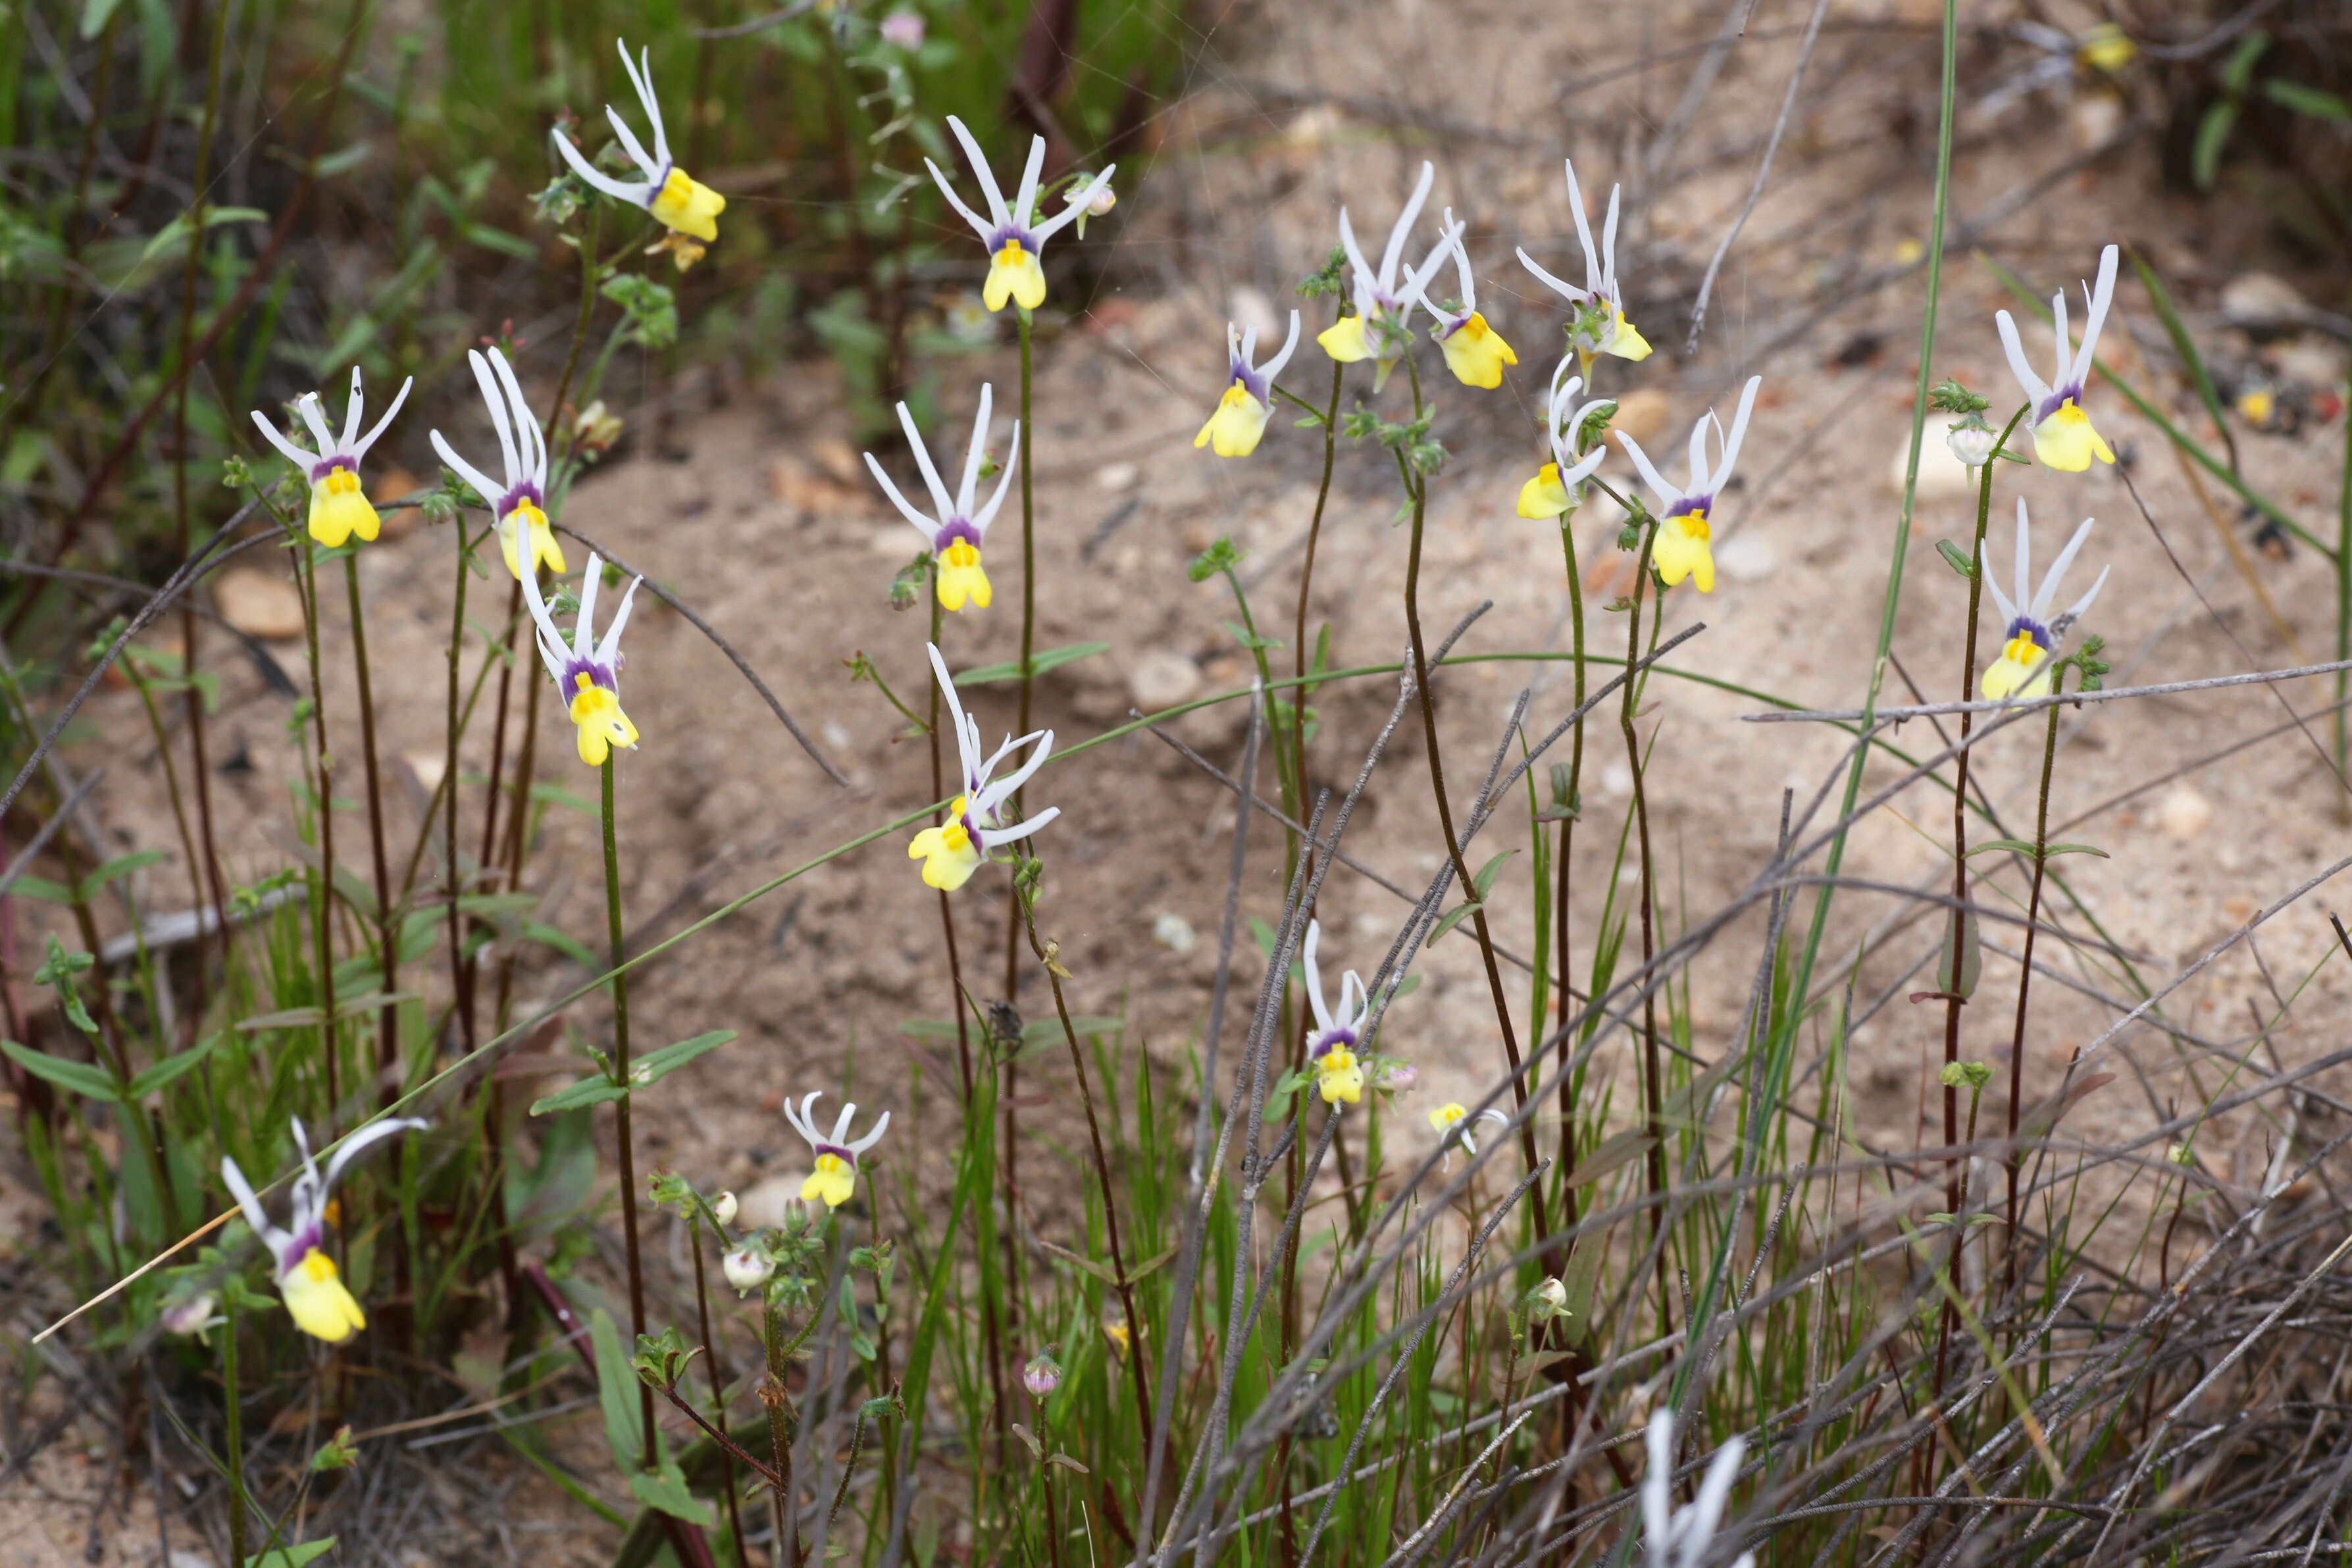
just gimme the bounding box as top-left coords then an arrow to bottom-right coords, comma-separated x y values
521,551 -> 644,768
551,41 -> 727,248
864,388 -> 1018,613
1518,463 -> 1572,519
2078,23 -> 2135,74
1997,243 -> 2120,474
1302,919 -> 1373,1111
247,367 -> 413,549
1978,498 -> 2107,701
430,347 -> 565,585
1617,376 -> 1762,597
1427,209 -> 1518,390
1316,1047 -> 1364,1105
1429,1101 -> 1508,1167
781,1092 -> 890,1210
1196,313 -> 1301,459
1517,160 -> 1651,367
220,1114 -> 426,1345
1518,361 -> 1614,519
929,116 -> 1114,315
1322,161 -> 1462,390
911,645 -> 1060,892
1103,1319 -> 1131,1359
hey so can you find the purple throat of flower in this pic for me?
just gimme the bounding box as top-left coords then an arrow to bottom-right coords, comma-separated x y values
1667,493 -> 1714,524
308,453 -> 362,482
501,480 -> 546,517
1229,360 -> 1270,405
561,655 -> 617,694
934,516 -> 983,553
988,224 -> 1040,255
1312,1029 -> 1358,1063
813,1142 -> 857,1165
2035,384 -> 2084,424
278,1221 -> 325,1275
2006,616 -> 2053,652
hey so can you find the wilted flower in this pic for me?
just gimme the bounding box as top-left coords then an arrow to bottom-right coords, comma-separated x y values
864,389 -> 1019,613
428,347 -> 565,582
1425,212 -> 1518,390
1194,312 -> 1302,459
780,1090 -> 890,1209
710,1190 -> 738,1227
1616,376 -> 1764,595
1995,243 -> 2120,472
1316,161 -> 1463,391
247,367 -> 414,548
521,552 -> 644,766
909,645 -> 1059,890
1300,919 -> 1369,1107
1517,160 -> 1653,370
550,39 -> 727,245
1639,1409 -> 1756,1568
1429,1101 -> 1510,1167
1516,359 -> 1613,518
879,9 -> 925,48
722,1245 -> 775,1296
221,1115 -> 428,1344
927,116 -> 1114,313
1023,1348 -> 1063,1398
574,399 -> 624,460
1979,497 -> 2107,701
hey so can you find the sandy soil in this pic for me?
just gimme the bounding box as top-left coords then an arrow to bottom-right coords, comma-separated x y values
11,0 -> 2352,1557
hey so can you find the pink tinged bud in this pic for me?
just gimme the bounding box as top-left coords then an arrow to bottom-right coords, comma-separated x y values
1023,1349 -> 1063,1398
162,1293 -> 217,1337
711,1190 -> 738,1227
881,10 -> 925,47
723,1247 -> 775,1296
1947,422 -> 1998,468
1377,1062 -> 1418,1091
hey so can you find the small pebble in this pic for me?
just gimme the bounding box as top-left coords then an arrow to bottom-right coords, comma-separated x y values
1152,912 -> 1196,953
212,566 -> 307,641
2158,784 -> 2212,842
1896,417 -> 1976,503
1129,650 -> 1202,712
1094,461 -> 1139,492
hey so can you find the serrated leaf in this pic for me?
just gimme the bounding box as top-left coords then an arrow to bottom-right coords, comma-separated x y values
3,1040 -> 120,1101
955,642 -> 1109,686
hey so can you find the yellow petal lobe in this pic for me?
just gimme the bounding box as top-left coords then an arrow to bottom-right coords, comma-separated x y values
1317,315 -> 1371,365
1652,511 -> 1715,594
937,539 -> 992,611
1439,313 -> 1517,389
1517,462 -> 1571,520
281,1248 -> 367,1344
308,466 -> 381,548
984,242 -> 1046,313
649,168 -> 726,243
2030,401 -> 2114,472
1195,382 -> 1271,458
800,1153 -> 856,1209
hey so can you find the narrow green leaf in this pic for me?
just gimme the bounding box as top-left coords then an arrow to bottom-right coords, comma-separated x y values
2127,247 -> 2236,473
244,1540 -> 336,1568
627,1028 -> 738,1089
589,1309 -> 645,1472
2193,100 -> 2239,190
3,1040 -> 120,1101
955,642 -> 1110,686
127,1034 -> 220,1100
1426,900 -> 1483,946
528,1073 -> 628,1117
1934,539 -> 1978,581
1470,848 -> 1518,900
2262,79 -> 2351,122
1565,1128 -> 1654,1189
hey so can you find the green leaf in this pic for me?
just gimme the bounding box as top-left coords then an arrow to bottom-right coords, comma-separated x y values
1966,838 -> 2107,860
1937,905 -> 1982,1001
3,874 -> 76,905
3,1040 -> 120,1101
140,207 -> 268,265
628,1460 -> 714,1527
955,642 -> 1110,687
2127,247 -> 2236,473
627,1029 -> 738,1090
1564,1128 -> 1654,1189
1934,540 -> 1978,581
2219,29 -> 2271,91
81,0 -> 128,39
244,1540 -> 337,1568
1470,848 -> 1518,900
127,1034 -> 220,1100
528,1073 -> 627,1117
589,1309 -> 645,1472
2193,99 -> 2240,190
80,849 -> 166,898
2262,78 -> 2351,122
1426,899 -> 1484,947
520,919 -> 599,971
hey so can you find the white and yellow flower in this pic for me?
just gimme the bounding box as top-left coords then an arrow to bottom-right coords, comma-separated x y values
1995,243 -> 2120,472
909,643 -> 1060,890
1301,919 -> 1371,1107
864,388 -> 1019,612
1195,311 -> 1301,458
1616,376 -> 1763,595
428,347 -> 565,583
1516,160 -> 1652,370
521,550 -> 644,767
1425,211 -> 1518,390
780,1091 -> 890,1209
1640,1409 -> 1757,1568
1978,498 -> 2107,701
220,1114 -> 427,1344
550,39 -> 726,245
1516,357 -> 1613,519
248,367 -> 415,548
1428,1101 -> 1510,1168
1316,161 -> 1464,391
927,116 -> 1114,313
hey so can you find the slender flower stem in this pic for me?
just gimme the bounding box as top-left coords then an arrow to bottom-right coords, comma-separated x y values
929,589 -> 973,1107
1291,354 -> 1346,807
344,558 -> 397,1108
290,528 -> 341,1119
601,757 -> 655,1469
222,1295 -> 248,1568
690,1215 -> 747,1565
760,1291 -> 796,1546
1552,504 -> 1589,1259
2003,670 -> 2068,1294
1018,901 -> 1153,1452
2337,393 -> 2351,816
1616,528 -> 1673,1338
1006,308 -> 1039,1000
1395,391 -> 1547,1237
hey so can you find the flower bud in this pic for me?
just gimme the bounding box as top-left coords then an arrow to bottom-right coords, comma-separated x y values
1529,1277 -> 1568,1321
1946,420 -> 1999,468
880,9 -> 925,47
1023,1348 -> 1063,1399
723,1246 -> 775,1296
162,1292 -> 217,1338
711,1190 -> 738,1227
1375,1061 -> 1418,1092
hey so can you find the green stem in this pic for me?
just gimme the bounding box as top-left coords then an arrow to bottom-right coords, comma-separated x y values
1006,307 -> 1038,999
1617,527 -> 1672,1339
2003,670 -> 2068,1294
601,757 -> 654,1469
1291,352 -> 1346,821
344,557 -> 397,1109
223,1294 -> 249,1567
2337,388 -> 2351,811
1552,504 -> 1588,1261
690,1217 -> 747,1565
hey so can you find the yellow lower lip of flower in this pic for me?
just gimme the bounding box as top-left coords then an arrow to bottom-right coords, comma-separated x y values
1981,638 -> 2051,700
2032,401 -> 2114,472
1195,382 -> 1272,458
1439,313 -> 1518,389
1651,511 -> 1715,594
650,168 -> 726,244
569,674 -> 640,767
309,466 -> 381,548
936,538 -> 992,611
1517,463 -> 1570,519
1316,1049 -> 1364,1106
281,1248 -> 367,1344
1317,315 -> 1371,365
984,241 -> 1046,313
500,501 -> 567,580
1429,1102 -> 1467,1133
909,819 -> 983,890
800,1152 -> 856,1209
1605,309 -> 1652,362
